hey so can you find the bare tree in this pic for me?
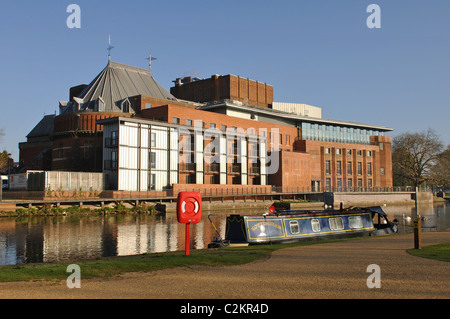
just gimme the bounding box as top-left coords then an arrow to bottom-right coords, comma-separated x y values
392,129 -> 443,187
430,145 -> 450,188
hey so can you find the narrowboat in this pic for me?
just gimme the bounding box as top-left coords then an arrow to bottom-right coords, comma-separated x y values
223,206 -> 398,245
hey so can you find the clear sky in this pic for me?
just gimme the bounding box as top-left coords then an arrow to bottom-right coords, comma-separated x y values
0,0 -> 449,160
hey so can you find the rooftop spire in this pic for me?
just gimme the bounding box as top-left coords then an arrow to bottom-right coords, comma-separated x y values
146,54 -> 157,74
107,35 -> 114,61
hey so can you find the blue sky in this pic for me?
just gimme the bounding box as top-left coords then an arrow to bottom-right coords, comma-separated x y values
0,0 -> 449,160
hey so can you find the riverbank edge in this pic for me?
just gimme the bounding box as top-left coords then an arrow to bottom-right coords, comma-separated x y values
1,232 -> 448,284
0,196 -> 446,217
0,234 -> 398,283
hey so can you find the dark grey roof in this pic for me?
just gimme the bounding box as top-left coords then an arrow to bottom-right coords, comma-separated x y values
62,61 -> 176,114
26,114 -> 56,139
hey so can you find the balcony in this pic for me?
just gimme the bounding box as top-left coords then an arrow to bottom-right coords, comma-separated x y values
104,160 -> 118,170
249,165 -> 260,175
104,137 -> 118,148
227,164 -> 241,174
179,163 -> 196,172
205,163 -> 220,173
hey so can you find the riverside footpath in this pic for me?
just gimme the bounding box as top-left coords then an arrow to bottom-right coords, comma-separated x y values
0,231 -> 449,299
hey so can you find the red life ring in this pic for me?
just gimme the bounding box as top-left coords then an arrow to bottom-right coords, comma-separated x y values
177,192 -> 202,224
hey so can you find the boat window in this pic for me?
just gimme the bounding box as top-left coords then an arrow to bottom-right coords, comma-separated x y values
289,221 -> 300,234
349,216 -> 363,229
311,219 -> 321,232
330,217 -> 344,231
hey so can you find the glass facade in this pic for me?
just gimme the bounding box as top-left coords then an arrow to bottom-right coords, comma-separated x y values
300,122 -> 384,145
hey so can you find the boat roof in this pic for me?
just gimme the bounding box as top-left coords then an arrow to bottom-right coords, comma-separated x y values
270,206 -> 388,217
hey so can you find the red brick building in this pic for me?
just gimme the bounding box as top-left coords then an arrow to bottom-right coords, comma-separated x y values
19,60 -> 393,192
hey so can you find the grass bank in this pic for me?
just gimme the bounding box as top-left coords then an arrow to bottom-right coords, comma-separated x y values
407,242 -> 450,262
0,238 -> 357,283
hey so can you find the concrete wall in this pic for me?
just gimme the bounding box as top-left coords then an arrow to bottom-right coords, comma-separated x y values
332,192 -> 431,206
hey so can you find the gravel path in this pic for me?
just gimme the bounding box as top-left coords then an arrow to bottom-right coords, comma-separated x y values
0,231 -> 449,299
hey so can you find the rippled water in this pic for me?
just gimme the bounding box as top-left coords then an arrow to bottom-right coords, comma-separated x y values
0,202 -> 449,266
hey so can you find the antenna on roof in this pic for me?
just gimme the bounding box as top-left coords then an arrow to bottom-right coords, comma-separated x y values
146,54 -> 157,74
107,35 -> 114,61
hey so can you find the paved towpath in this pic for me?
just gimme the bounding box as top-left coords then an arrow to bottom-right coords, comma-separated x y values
0,231 -> 449,299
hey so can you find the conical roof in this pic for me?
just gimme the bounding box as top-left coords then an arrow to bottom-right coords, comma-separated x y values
64,61 -> 176,113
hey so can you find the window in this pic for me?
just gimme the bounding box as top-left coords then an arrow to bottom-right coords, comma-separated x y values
381,167 -> 385,175
368,179 -> 373,188
347,161 -> 353,175
150,152 -> 156,169
337,161 -> 342,175
380,143 -> 384,150
109,150 -> 118,169
311,219 -> 321,232
357,162 -> 362,175
367,162 -> 372,175
348,178 -> 353,189
173,117 -> 180,124
122,100 -> 130,113
111,150 -> 117,162
367,151 -> 372,157
349,216 -> 363,229
146,103 -> 152,109
336,148 -> 342,155
221,125 -> 227,131
329,217 -> 344,231
289,221 -> 300,234
186,119 -> 192,126
280,134 -> 283,145
210,123 -> 216,129
111,131 -> 118,144
347,149 -> 352,156
326,178 -> 331,191
149,174 -> 156,190
337,178 -> 342,190
357,150 -> 362,156
151,132 -> 156,148
210,175 -> 220,184
325,160 -> 331,174
286,134 -> 290,145
325,148 -> 330,154
358,179 -> 363,189
186,174 -> 196,184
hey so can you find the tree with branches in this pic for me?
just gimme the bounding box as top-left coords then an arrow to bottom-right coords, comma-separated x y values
392,129 -> 443,187
430,146 -> 450,189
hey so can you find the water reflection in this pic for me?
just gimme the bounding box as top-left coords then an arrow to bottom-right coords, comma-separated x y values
0,203 -> 449,266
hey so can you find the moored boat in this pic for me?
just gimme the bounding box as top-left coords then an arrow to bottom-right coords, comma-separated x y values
224,205 -> 398,245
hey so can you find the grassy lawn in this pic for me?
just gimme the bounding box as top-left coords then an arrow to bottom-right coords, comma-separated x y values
408,242 -> 450,262
0,239 -> 352,283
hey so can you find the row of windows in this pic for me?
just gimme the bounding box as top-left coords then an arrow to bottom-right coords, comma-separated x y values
325,160 -> 372,175
325,177 -> 374,189
325,148 -> 373,157
302,122 -> 384,145
289,216 -> 363,234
